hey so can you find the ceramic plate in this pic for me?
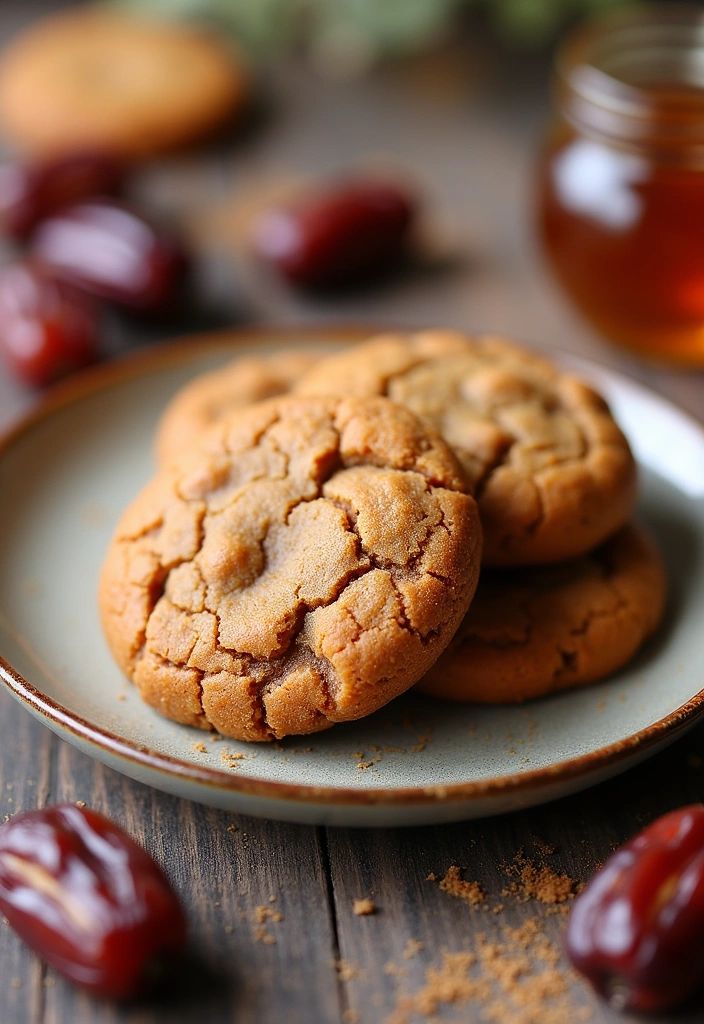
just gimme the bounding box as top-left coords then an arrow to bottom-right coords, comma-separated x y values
1,327 -> 703,827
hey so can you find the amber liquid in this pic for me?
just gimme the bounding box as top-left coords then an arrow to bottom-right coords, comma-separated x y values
538,101 -> 704,365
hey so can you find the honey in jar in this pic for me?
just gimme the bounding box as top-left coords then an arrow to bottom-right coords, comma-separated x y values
538,7 -> 704,365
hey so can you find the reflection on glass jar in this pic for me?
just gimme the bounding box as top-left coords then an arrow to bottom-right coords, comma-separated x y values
538,6 -> 704,365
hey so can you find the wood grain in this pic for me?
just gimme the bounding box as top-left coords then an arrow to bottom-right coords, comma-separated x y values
1,1 -> 704,1022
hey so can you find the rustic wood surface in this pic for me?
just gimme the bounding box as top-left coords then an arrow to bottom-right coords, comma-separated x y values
1,2 -> 704,1023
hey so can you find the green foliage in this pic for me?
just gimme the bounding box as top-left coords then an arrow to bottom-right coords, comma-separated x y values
112,0 -> 637,60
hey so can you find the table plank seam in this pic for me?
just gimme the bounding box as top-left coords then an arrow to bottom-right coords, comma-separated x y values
319,826 -> 351,1024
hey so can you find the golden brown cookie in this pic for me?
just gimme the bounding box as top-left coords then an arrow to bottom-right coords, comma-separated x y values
155,348 -> 320,467
295,330 -> 637,566
0,10 -> 246,158
100,394 -> 483,740
416,523 -> 666,704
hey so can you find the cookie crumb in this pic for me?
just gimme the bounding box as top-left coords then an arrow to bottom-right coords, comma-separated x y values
254,905 -> 283,924
505,852 -> 578,904
75,801 -> 86,808
387,951 -> 483,1023
192,742 -> 207,753
437,865 -> 485,907
226,824 -> 237,833
403,939 -> 424,959
353,897 -> 376,916
386,915 -> 591,1024
250,903 -> 283,944
545,904 -> 571,917
222,751 -> 245,768
531,836 -> 557,856
383,961 -> 406,977
254,926 -> 276,945
334,959 -> 364,981
426,872 -> 437,882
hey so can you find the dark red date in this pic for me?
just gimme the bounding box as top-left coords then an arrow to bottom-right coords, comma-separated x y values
29,200 -> 188,311
0,805 -> 186,998
0,263 -> 98,387
566,804 -> 704,1012
251,178 -> 415,289
0,151 -> 124,240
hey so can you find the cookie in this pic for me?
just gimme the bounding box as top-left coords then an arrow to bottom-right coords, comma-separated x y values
416,523 -> 666,704
100,395 -> 482,740
155,348 -> 320,466
295,330 -> 637,566
0,10 -> 246,158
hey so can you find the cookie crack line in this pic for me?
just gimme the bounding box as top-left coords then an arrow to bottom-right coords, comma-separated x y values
387,575 -> 442,647
198,492 -> 373,658
471,377 -> 594,489
323,492 -> 440,578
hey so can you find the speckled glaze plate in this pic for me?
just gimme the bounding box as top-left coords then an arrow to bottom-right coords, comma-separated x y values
1,327 -> 703,826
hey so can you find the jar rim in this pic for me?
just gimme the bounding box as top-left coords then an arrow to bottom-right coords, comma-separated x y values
556,4 -> 704,150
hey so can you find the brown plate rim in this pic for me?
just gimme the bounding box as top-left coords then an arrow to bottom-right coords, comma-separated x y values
1,324 -> 703,809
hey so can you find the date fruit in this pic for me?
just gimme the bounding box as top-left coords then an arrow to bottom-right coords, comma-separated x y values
0,263 -> 98,387
0,151 -> 124,239
30,200 -> 188,311
251,178 -> 415,289
0,805 -> 186,998
566,804 -> 704,1012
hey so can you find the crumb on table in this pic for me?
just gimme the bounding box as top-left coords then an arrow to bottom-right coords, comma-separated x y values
353,897 -> 376,916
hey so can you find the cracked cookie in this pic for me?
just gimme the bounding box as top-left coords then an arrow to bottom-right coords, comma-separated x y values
155,347 -> 320,466
100,394 -> 482,740
416,523 -> 665,704
0,9 -> 246,158
295,330 -> 637,566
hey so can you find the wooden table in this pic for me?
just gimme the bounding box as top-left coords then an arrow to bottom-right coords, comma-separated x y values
1,4 -> 703,1022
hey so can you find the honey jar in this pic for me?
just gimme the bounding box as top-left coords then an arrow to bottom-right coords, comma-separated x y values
538,6 -> 704,365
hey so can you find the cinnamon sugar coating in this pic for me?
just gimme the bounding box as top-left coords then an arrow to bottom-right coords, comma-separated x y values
295,330 -> 637,566
100,395 -> 482,740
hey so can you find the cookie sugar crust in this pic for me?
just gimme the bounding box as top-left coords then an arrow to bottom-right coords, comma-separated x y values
295,331 -> 637,566
99,395 -> 482,741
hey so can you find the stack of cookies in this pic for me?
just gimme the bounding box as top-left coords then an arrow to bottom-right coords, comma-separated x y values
99,331 -> 666,741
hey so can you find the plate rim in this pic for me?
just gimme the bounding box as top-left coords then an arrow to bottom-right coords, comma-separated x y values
1,324 -> 703,810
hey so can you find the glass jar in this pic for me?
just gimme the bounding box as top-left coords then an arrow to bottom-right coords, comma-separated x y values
538,6 -> 704,365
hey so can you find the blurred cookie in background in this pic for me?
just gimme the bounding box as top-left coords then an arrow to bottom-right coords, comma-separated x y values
0,8 -> 247,158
